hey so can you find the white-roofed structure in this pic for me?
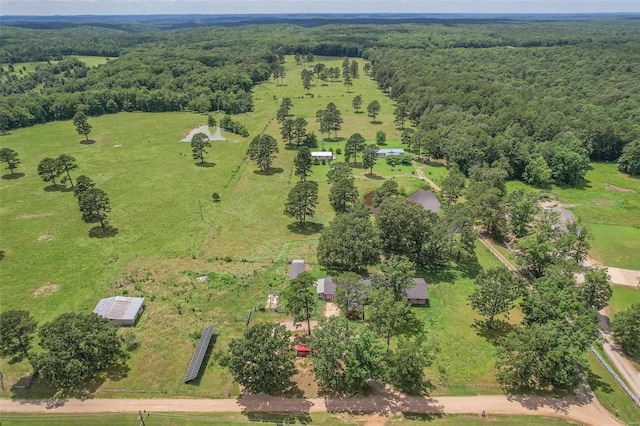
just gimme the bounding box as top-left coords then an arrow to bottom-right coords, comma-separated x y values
377,148 -> 405,158
311,152 -> 335,161
93,296 -> 145,326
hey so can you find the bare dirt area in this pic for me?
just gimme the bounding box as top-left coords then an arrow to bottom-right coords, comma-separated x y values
605,183 -> 637,194
36,234 -> 54,242
324,302 -> 341,318
281,320 -> 318,332
33,284 -> 59,298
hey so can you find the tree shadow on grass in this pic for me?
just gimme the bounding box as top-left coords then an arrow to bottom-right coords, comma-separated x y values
322,137 -> 345,143
237,382 -> 312,424
472,319 -> 516,344
287,222 -> 324,235
365,173 -> 384,180
370,120 -> 383,125
254,167 -> 284,176
43,184 -> 66,192
195,161 -> 216,168
89,225 -> 119,238
2,172 -> 25,180
80,139 -> 96,145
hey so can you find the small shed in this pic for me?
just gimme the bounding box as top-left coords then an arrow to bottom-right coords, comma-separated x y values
93,296 -> 144,326
290,259 -> 305,280
407,189 -> 441,213
311,152 -> 335,161
316,277 -> 336,301
296,344 -> 312,357
377,148 -> 405,158
406,278 -> 429,306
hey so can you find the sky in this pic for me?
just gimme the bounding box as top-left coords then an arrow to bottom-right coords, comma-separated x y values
1,0 -> 639,16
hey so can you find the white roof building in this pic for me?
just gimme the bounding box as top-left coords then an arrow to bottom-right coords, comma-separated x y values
311,151 -> 336,160
93,296 -> 144,326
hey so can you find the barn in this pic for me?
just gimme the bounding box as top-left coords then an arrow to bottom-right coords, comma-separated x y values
93,296 -> 144,326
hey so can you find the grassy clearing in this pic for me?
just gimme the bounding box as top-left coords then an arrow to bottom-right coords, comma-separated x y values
609,285 -> 640,317
73,56 -> 116,67
586,350 -> 640,424
506,162 -> 640,269
0,412 -> 576,425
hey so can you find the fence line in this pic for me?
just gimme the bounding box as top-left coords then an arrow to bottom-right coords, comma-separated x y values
589,345 -> 640,408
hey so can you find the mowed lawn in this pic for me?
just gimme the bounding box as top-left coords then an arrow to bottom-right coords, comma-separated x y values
506,162 -> 640,270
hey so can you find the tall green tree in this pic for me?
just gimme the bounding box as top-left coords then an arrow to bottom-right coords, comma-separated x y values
352,95 -> 363,113
344,133 -> 366,164
375,130 -> 386,146
496,321 -> 588,391
248,134 -> 279,172
618,140 -> 640,176
190,133 -> 211,165
294,146 -> 312,181
469,267 -> 524,329
371,255 -> 416,301
284,181 -> 318,224
317,202 -> 380,272
293,117 -> 307,148
57,154 -> 78,187
343,72 -> 353,93
326,162 -> 353,184
281,118 -> 295,146
78,187 -> 111,229
225,323 -> 296,394
507,189 -> 538,238
367,100 -> 381,122
385,336 -> 433,395
367,287 -> 422,352
441,166 -> 466,206
0,147 -> 20,175
301,69 -> 314,93
362,144 -> 379,175
321,103 -> 343,139
0,310 -> 37,368
611,303 -> 640,357
72,111 -> 92,141
373,179 -> 399,207
37,157 -> 63,186
73,175 -> 96,199
393,104 -> 408,129
578,267 -> 612,311
283,272 -> 318,335
363,62 -> 372,75
329,177 -> 359,214
349,60 -> 359,78
334,272 -> 367,320
311,316 -> 385,394
401,128 -> 414,149
37,313 -> 127,390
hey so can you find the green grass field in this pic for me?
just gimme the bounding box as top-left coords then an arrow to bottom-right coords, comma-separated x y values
1,56 -> 113,79
506,162 -> 640,270
609,285 -> 640,316
1,55 -> 635,404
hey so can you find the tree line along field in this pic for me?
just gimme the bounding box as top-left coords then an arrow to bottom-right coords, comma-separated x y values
1,21 -> 639,416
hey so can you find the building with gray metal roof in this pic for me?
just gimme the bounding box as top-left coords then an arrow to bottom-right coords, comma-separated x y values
93,296 -> 144,326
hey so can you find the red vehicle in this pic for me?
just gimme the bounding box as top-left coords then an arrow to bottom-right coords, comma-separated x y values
296,344 -> 312,357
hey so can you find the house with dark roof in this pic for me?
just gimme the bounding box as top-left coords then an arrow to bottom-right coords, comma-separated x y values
316,277 -> 336,301
289,259 -> 305,280
406,278 -> 429,306
93,296 -> 144,326
407,189 -> 441,213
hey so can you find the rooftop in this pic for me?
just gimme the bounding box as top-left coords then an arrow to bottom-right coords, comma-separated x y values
93,296 -> 144,321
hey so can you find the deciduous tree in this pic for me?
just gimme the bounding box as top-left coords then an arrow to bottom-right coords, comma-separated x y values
393,104 -> 408,129
506,189 -> 538,238
385,336 -> 433,395
73,175 -> 96,199
283,272 -> 318,335
441,166 -> 465,206
578,267 -> 611,311
611,303 -> 640,357
344,133 -> 365,164
618,140 -> 640,176
367,288 -> 422,352
375,130 -> 386,146
37,157 -> 63,186
0,310 -> 37,368
57,154 -> 78,187
326,162 -> 353,184
469,267 -> 524,329
317,203 -> 380,272
78,187 -> 111,229
72,111 -> 92,141
352,95 -> 363,113
37,313 -> 127,389
373,179 -> 398,207
362,144 -> 379,175
371,255 -> 416,301
225,323 -> 296,394
334,272 -> 367,320
191,133 -> 212,165
0,147 -> 20,175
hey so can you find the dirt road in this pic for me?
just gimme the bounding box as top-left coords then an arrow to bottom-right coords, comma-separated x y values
1,390 -> 622,426
599,307 -> 640,399
411,161 -> 441,191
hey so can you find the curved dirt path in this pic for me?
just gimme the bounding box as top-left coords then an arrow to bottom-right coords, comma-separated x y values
0,391 -> 622,426
411,161 -> 441,191
599,307 -> 640,399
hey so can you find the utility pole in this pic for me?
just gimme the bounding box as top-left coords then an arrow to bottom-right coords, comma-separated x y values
138,410 -> 149,426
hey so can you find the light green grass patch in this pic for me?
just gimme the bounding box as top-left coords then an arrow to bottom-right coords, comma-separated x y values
609,285 -> 640,316
73,55 -> 116,67
588,224 -> 640,270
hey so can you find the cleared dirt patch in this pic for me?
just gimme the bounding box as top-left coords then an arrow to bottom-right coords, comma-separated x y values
36,234 -> 54,242
33,283 -> 59,297
18,213 -> 52,220
114,144 -> 123,147
605,183 -> 637,193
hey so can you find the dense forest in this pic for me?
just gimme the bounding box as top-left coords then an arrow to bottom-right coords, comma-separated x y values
1,18 -> 639,179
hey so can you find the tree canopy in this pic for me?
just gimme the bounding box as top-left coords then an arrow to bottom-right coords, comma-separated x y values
248,134 -> 279,172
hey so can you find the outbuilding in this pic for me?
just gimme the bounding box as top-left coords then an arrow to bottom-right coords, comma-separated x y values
289,259 -> 305,280
93,296 -> 144,326
316,277 -> 336,301
311,152 -> 335,161
376,148 -> 405,158
406,278 -> 429,306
